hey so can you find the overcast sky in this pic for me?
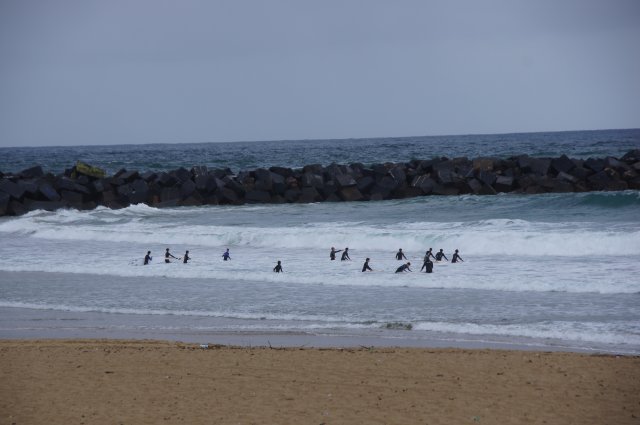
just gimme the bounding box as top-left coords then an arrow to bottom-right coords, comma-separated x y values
1,0 -> 639,147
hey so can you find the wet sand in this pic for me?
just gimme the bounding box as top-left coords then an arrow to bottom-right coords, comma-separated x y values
1,339 -> 639,424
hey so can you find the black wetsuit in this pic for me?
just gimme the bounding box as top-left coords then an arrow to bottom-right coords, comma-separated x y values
396,250 -> 407,260
330,248 -> 342,260
273,263 -> 283,273
452,253 -> 463,263
183,253 -> 190,264
341,250 -> 350,261
395,263 -> 412,273
435,251 -> 448,261
165,251 -> 178,263
222,251 -> 231,261
362,260 -> 372,272
425,260 -> 433,273
420,255 -> 433,271
144,254 -> 152,265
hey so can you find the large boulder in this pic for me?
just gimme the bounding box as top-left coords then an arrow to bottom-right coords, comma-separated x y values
75,161 -> 106,179
38,183 -> 61,202
180,180 -> 197,198
517,156 -> 551,176
284,188 -> 301,203
299,187 -> 321,203
245,190 -> 272,203
254,168 -> 273,192
411,175 -> 436,194
339,186 -> 364,202
335,174 -> 357,188
302,172 -> 324,189
269,166 -> 294,178
588,170 -> 627,191
19,165 -> 44,179
160,187 -> 181,203
472,157 -> 496,172
129,179 -> 150,204
388,165 -> 407,187
551,155 -> 575,174
60,190 -> 84,204
356,176 -> 375,193
0,191 -> 9,215
0,179 -> 26,200
584,158 -> 605,173
494,175 -> 514,192
621,149 -> 640,163
9,200 -> 27,216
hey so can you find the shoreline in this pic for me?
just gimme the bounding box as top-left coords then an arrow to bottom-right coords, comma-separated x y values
2,306 -> 637,356
1,339 -> 639,424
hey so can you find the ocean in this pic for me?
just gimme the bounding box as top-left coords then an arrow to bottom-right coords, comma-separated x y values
1,129 -> 639,354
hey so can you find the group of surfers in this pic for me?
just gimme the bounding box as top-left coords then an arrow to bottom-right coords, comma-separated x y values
143,248 -> 229,265
331,247 -> 463,273
143,247 -> 463,274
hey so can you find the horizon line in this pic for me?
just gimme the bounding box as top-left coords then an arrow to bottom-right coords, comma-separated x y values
1,127 -> 639,149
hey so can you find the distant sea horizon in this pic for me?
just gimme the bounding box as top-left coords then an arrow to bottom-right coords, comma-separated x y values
3,126 -> 639,149
1,127 -> 639,175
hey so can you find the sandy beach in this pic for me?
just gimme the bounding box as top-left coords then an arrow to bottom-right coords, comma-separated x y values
1,340 -> 638,424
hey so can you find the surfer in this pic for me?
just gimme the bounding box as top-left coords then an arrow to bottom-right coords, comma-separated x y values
362,258 -> 373,272
424,258 -> 434,273
165,248 -> 178,263
273,260 -> 283,273
395,262 -> 412,273
183,250 -> 190,264
451,249 -> 464,263
396,248 -> 408,261
435,249 -> 448,262
341,247 -> 351,261
330,247 -> 342,260
144,251 -> 152,265
420,252 -> 434,272
425,248 -> 436,261
222,248 -> 231,261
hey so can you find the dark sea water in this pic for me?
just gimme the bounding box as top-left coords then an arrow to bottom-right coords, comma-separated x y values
1,128 -> 639,175
1,129 -> 639,353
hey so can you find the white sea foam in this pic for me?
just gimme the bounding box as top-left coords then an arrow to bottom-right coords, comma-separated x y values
0,301 -> 364,325
2,208 -> 639,256
413,321 -> 640,346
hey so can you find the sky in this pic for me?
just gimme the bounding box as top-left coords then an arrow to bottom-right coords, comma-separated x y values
0,0 -> 639,147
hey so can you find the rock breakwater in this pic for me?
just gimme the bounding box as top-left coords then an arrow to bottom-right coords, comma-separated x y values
1,150 -> 639,216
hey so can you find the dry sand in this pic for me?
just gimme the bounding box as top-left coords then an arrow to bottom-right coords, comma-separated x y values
1,339 -> 639,425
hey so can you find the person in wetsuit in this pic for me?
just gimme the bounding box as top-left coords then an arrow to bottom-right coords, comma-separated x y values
395,262 -> 412,273
426,248 -> 436,261
330,247 -> 342,260
396,248 -> 408,261
273,260 -> 283,273
222,249 -> 231,261
183,250 -> 190,264
451,249 -> 464,263
435,249 -> 448,262
144,251 -> 152,265
341,248 -> 351,261
424,258 -> 434,273
165,248 -> 178,263
421,251 -> 435,272
362,258 -> 373,272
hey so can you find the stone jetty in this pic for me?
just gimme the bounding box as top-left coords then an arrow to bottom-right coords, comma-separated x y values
1,150 -> 639,216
